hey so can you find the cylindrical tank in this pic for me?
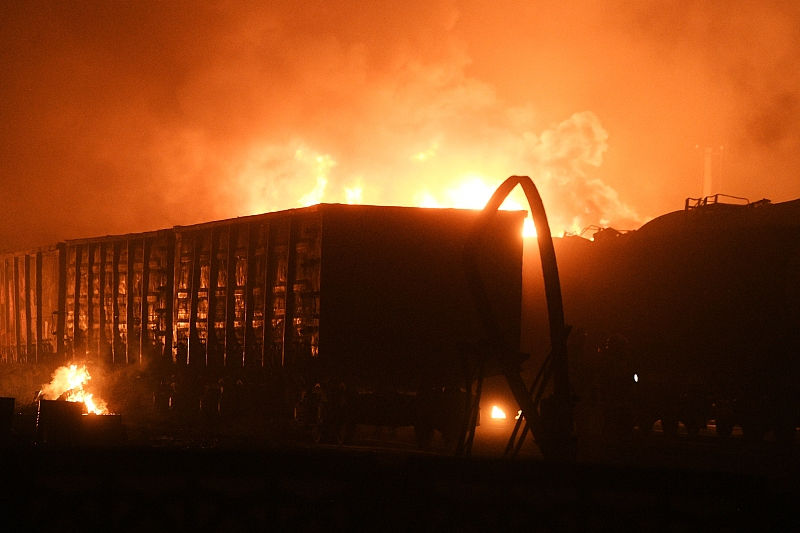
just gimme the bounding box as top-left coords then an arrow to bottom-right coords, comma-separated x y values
526,198 -> 800,441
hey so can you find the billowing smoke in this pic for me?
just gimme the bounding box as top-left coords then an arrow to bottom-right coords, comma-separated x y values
2,1 -> 799,250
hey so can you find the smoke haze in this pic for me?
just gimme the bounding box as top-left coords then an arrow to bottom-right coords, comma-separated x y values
2,1 -> 799,250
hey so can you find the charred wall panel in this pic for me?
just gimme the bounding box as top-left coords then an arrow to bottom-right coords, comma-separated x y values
64,241 -> 105,362
21,255 -> 31,362
244,222 -> 266,367
268,220 -> 290,369
12,257 -> 23,362
0,246 -> 62,364
249,224 -> 267,366
0,256 -> 12,362
141,234 -> 172,364
39,248 -> 61,361
59,233 -> 173,366
173,227 -> 217,367
64,244 -> 79,359
127,239 -> 142,364
173,231 -> 193,364
170,213 -> 323,374
318,205 -> 524,390
291,217 -> 321,366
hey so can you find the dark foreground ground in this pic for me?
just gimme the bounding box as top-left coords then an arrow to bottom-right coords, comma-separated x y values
0,438 -> 796,532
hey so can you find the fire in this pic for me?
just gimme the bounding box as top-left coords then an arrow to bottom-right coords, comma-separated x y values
239,113 -> 640,240
416,175 -> 538,238
490,405 -> 507,419
40,364 -> 109,415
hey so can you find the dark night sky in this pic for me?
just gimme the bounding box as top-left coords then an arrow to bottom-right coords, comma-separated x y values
2,1 -> 800,251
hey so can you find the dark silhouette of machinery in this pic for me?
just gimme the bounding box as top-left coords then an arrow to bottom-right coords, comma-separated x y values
533,194 -> 800,443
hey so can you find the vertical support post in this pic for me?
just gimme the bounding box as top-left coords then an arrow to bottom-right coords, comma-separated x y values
225,225 -> 237,367
126,240 -> 135,365
24,254 -> 33,362
98,243 -> 107,359
207,228 -> 219,367
35,251 -> 43,364
140,237 -> 151,365
282,219 -> 297,368
72,245 -> 82,360
111,242 -> 121,364
163,233 -> 175,363
56,244 -> 66,359
188,232 -> 201,366
1,258 -> 8,362
12,256 -> 21,362
262,223 -> 271,368
86,243 -> 95,360
244,223 -> 257,367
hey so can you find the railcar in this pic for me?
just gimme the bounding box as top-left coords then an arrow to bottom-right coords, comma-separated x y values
0,204 -> 524,443
526,195 -> 800,442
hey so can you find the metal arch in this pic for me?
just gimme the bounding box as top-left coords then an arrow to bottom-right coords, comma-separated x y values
461,175 -> 574,460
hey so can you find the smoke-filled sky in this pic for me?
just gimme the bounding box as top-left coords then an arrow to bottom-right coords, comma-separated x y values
2,0 -> 799,251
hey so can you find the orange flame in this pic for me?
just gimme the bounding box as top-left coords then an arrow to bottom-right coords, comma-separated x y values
416,175 -> 538,238
490,405 -> 507,419
40,364 -> 109,415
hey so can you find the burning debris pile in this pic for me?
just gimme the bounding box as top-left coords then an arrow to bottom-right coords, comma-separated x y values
30,365 -> 124,446
38,364 -> 109,415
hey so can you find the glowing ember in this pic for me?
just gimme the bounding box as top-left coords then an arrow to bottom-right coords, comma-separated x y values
40,364 -> 109,415
490,405 -> 507,419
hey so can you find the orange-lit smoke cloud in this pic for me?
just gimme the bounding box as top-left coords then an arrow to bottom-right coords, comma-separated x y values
2,1 -> 799,250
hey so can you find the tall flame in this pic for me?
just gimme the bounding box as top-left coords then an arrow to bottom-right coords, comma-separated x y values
40,364 -> 109,415
414,175 -> 539,238
237,113 -> 641,238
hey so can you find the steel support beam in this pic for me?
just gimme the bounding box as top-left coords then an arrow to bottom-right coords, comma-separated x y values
140,237 -> 151,365
126,240 -> 135,365
163,233 -> 175,362
35,252 -> 43,363
12,256 -> 21,362
225,225 -> 238,367
24,255 -> 33,362
188,232 -> 201,366
111,242 -> 121,364
56,244 -> 66,359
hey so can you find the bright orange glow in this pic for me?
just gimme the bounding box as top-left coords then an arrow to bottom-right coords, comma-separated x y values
415,175 -> 538,238
40,364 -> 109,415
344,184 -> 363,204
490,405 -> 507,419
237,112 -> 643,242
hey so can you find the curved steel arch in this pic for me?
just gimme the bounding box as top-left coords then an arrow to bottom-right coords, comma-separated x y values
461,175 -> 574,460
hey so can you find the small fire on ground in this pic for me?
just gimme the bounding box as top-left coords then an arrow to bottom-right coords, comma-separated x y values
490,405 -> 507,419
489,405 -> 523,420
39,364 -> 109,415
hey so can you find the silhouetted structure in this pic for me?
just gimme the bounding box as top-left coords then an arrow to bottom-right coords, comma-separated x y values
0,204 -> 523,442
532,195 -> 800,443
